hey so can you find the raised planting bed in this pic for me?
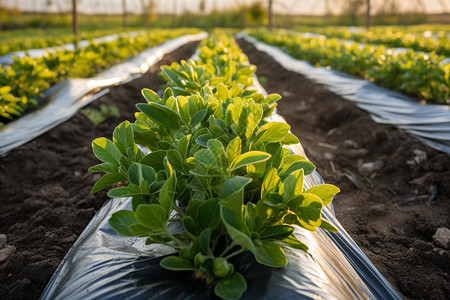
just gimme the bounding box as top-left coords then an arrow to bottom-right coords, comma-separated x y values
38,31 -> 398,300
0,41 -> 199,300
238,38 -> 450,300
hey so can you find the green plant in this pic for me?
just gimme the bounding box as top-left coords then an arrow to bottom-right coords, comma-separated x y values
81,104 -> 120,126
90,31 -> 339,299
0,28 -> 201,126
249,29 -> 450,104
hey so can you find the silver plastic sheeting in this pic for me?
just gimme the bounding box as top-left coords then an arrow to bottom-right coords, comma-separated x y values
0,31 -> 145,65
0,32 -> 207,157
40,74 -> 401,299
241,33 -> 450,155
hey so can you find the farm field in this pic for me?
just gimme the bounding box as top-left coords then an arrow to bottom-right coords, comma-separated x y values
0,30 -> 448,299
0,2 -> 450,299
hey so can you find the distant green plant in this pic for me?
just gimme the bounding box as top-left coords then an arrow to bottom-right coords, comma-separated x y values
250,29 -> 450,104
0,28 -> 200,126
81,104 -> 120,126
258,76 -> 268,84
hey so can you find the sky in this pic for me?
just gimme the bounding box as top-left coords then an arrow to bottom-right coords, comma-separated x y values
2,0 -> 447,15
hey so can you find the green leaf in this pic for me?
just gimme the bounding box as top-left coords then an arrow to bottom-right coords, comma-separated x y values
254,240 -> 287,267
178,134 -> 191,158
280,160 -> 316,179
113,121 -> 134,155
0,86 -> 12,94
265,143 -> 283,169
320,219 -> 339,233
217,83 -> 230,99
88,162 -> 118,173
176,95 -> 190,123
92,138 -> 122,166
166,149 -> 184,172
199,228 -> 212,252
160,256 -> 196,271
182,216 -> 199,237
219,176 -> 252,200
108,186 -> 144,198
283,169 -> 304,202
280,133 -> 299,145
135,204 -> 167,232
230,103 -> 244,127
261,167 -> 281,198
226,137 -> 241,165
91,173 -> 127,194
190,109 -> 207,127
207,139 -> 227,168
231,151 -> 271,170
306,184 -> 340,206
260,225 -> 294,240
255,122 -> 290,144
140,150 -> 167,170
163,87 -> 174,102
236,106 -> 248,137
194,149 -> 218,168
244,112 -> 257,140
197,198 -> 221,229
109,210 -> 139,236
136,102 -> 181,131
142,88 -> 161,103
265,93 -> 282,104
296,193 -> 323,231
214,272 -> 247,300
221,206 -> 254,251
160,172 -> 177,213
128,163 -> 156,187
281,234 -> 308,251
131,196 -> 148,211
128,224 -> 153,236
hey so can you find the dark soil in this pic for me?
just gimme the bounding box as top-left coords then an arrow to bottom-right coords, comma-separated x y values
238,39 -> 450,300
0,41 -> 198,300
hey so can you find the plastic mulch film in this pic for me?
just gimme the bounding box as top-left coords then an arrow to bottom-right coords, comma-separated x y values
240,32 -> 450,155
0,31 -> 146,65
0,32 -> 207,157
40,77 -> 401,300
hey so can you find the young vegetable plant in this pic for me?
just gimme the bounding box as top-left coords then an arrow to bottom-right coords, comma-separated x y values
90,32 -> 340,300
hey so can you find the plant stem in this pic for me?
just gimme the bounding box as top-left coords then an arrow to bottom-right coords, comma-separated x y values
168,233 -> 187,248
173,204 -> 185,218
168,218 -> 182,222
220,241 -> 237,257
224,248 -> 246,260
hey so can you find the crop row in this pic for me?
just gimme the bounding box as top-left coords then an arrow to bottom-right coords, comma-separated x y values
294,25 -> 450,57
89,30 -> 339,299
0,28 -> 145,57
249,29 -> 450,104
0,28 -> 200,127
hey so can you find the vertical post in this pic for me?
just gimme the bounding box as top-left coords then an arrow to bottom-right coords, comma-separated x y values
72,0 -> 79,38
268,0 -> 273,30
366,0 -> 371,29
122,0 -> 127,29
